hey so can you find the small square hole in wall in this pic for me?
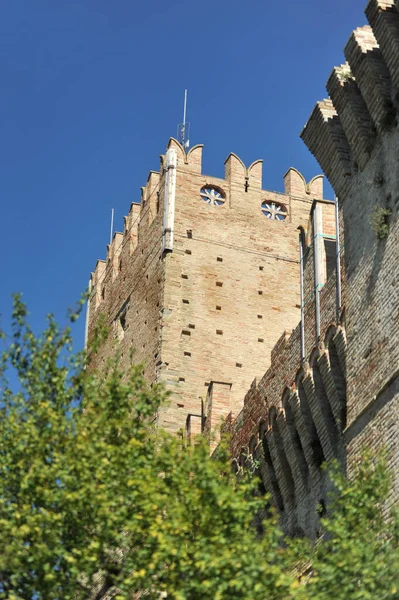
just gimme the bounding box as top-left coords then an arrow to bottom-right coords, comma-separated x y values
257,315 -> 263,319
259,266 -> 264,271
217,257 -> 223,262
258,290 -> 263,295
187,230 -> 193,238
205,382 -> 209,387
188,324 -> 195,329
216,330 -> 223,335
182,299 -> 189,304
236,362 -> 242,368
179,377 -> 185,382
258,338 -> 264,343
184,351 -> 191,357
182,330 -> 191,336
216,281 -> 223,287
182,274 -> 188,280
177,403 -> 185,408
216,306 -> 221,311
185,249 -> 192,255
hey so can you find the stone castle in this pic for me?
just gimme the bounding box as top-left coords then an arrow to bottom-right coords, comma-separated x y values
87,0 -> 399,538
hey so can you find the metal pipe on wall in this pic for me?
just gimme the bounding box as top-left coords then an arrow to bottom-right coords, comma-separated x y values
313,202 -> 323,341
84,278 -> 92,350
299,229 -> 305,362
162,148 -> 177,253
335,195 -> 342,324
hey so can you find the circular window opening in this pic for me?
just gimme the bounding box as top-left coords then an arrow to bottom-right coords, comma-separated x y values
200,186 -> 225,206
261,201 -> 288,221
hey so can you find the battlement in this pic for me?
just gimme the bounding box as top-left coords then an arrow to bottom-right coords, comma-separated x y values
89,138 -> 324,319
296,0 -> 399,524
301,1 -> 399,197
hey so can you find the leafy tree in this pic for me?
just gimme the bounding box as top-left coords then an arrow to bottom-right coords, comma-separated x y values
0,296 -> 294,599
297,455 -> 399,600
0,295 -> 398,599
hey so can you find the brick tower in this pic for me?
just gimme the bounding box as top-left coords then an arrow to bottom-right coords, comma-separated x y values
87,138 -> 324,437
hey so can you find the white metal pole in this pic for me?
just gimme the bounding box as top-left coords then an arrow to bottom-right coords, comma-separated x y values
109,208 -> 114,245
335,195 -> 342,324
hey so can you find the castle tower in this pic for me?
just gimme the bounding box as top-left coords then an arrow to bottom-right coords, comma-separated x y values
87,138 -> 324,436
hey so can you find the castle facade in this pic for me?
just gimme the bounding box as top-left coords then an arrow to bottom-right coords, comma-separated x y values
88,0 -> 399,539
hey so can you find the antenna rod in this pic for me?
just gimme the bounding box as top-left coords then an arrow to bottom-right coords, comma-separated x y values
110,208 -> 114,245
183,89 -> 187,127
181,89 -> 187,146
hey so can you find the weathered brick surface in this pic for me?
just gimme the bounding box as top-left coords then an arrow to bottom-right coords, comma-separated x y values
88,0 -> 399,541
300,0 -> 399,523
88,137 -> 320,437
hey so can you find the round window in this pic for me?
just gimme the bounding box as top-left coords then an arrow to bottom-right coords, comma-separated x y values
261,201 -> 288,221
200,186 -> 225,206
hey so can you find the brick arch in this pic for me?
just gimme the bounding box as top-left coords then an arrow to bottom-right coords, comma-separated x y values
296,370 -> 325,467
325,325 -> 347,429
309,349 -> 339,451
268,405 -> 278,425
259,420 -> 284,511
282,388 -> 310,485
268,405 -> 296,506
231,458 -> 239,475
249,435 -> 258,455
238,446 -> 248,469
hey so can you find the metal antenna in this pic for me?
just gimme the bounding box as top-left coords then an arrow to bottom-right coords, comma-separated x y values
109,208 -> 114,245
178,90 -> 190,149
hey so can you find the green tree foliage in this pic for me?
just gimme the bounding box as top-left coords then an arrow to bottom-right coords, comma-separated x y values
298,457 -> 399,600
0,295 -> 398,599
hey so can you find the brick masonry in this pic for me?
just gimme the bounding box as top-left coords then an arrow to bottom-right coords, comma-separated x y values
88,139 -> 322,439
88,0 -> 399,540
225,0 -> 399,538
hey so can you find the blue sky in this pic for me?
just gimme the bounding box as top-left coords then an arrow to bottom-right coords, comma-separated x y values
0,0 -> 367,347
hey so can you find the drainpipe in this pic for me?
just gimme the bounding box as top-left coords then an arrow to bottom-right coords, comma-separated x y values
298,229 -> 305,363
335,195 -> 342,324
84,278 -> 92,350
313,202 -> 323,342
162,148 -> 177,253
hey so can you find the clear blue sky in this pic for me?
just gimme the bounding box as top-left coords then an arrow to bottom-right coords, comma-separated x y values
1,0 -> 367,347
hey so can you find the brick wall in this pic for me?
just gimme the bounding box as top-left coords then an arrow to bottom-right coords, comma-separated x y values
88,137 -> 323,439
302,0 -> 399,510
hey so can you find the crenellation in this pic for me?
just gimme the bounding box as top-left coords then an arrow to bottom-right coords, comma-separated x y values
301,100 -> 353,199
247,159 -> 263,189
326,63 -> 376,170
307,175 -> 324,198
344,27 -> 393,131
185,144 -> 203,173
365,1 -> 399,98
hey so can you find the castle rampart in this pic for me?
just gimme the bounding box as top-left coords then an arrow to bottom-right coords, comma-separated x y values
225,0 -> 399,536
